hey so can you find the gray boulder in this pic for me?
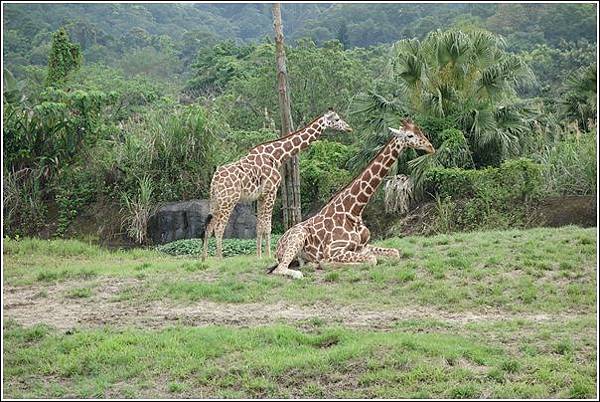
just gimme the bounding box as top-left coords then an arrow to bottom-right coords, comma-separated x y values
147,199 -> 256,244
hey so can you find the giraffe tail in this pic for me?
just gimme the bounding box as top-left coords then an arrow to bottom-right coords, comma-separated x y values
199,214 -> 213,240
266,263 -> 278,274
200,214 -> 213,261
266,259 -> 298,274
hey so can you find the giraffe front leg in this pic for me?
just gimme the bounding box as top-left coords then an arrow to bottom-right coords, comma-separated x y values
364,245 -> 401,258
256,231 -> 262,258
269,226 -> 307,279
257,190 -> 277,258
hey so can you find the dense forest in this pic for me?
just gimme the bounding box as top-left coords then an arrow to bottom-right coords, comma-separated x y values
2,3 -> 597,243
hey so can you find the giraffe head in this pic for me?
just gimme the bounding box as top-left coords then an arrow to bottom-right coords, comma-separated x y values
324,109 -> 353,132
389,119 -> 435,154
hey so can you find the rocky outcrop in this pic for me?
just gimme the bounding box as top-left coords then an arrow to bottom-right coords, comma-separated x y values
147,200 -> 256,244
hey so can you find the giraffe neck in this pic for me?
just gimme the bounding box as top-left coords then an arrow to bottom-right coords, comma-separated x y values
333,136 -> 405,217
253,117 -> 327,166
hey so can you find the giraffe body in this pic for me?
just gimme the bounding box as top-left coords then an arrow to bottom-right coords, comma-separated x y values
271,119 -> 435,279
203,111 -> 352,259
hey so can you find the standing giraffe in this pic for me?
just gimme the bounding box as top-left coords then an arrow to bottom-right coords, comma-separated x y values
202,110 -> 353,259
269,119 -> 435,279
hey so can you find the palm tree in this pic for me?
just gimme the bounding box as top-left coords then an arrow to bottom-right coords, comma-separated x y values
348,29 -> 537,201
390,29 -> 534,166
560,64 -> 597,132
347,90 -> 407,172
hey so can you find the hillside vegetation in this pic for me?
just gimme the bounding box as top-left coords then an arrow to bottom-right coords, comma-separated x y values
2,3 -> 597,243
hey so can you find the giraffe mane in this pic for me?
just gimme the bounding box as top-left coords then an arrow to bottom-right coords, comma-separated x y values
249,115 -> 325,151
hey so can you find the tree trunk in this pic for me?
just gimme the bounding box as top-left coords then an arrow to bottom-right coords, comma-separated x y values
272,3 -> 302,228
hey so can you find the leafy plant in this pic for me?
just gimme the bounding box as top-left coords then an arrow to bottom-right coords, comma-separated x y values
424,158 -> 543,232
156,235 -> 282,257
389,29 -> 534,167
53,166 -> 101,237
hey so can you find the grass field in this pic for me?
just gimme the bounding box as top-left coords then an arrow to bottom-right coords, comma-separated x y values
2,226 -> 597,398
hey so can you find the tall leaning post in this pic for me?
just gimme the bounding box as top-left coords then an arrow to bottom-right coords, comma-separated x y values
272,3 -> 302,229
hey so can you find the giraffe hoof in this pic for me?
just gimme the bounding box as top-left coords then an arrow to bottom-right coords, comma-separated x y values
290,270 -> 304,279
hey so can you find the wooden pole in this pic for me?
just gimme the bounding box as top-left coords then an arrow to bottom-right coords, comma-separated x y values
272,3 -> 301,228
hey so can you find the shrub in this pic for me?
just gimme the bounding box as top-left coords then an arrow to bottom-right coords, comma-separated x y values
53,165 -> 102,237
425,158 -> 543,232
424,167 -> 477,198
120,176 -> 156,245
300,140 -> 356,212
101,104 -> 223,203
424,158 -> 542,201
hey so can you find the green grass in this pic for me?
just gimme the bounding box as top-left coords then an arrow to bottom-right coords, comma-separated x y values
2,226 -> 597,398
4,226 -> 596,313
3,318 -> 596,398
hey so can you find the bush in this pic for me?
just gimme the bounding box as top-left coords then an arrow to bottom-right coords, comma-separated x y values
425,158 -> 544,232
424,158 -> 543,201
3,88 -> 117,177
413,114 -> 459,147
300,140 -> 356,213
3,169 -> 48,237
100,104 -> 224,203
424,167 -> 477,198
53,165 -> 102,237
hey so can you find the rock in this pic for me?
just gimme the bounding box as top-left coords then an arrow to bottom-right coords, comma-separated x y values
147,199 -> 256,244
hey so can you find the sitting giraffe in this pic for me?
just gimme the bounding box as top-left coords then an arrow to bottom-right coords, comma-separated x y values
268,119 -> 435,279
202,110 -> 353,259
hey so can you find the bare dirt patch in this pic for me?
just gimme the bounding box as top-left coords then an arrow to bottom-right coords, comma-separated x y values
3,278 -> 582,331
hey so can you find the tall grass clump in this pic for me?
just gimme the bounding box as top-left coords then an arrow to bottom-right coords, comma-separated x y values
121,175 -> 156,245
537,130 -> 596,196
105,104 -> 223,202
3,168 -> 48,236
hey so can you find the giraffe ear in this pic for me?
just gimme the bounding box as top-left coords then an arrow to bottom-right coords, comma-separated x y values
388,127 -> 401,135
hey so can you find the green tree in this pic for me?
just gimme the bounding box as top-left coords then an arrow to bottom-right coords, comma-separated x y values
186,41 -> 255,96
337,22 -> 349,49
45,27 -> 82,87
214,39 -> 373,131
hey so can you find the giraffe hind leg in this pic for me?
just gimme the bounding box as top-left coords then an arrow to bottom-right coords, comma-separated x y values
321,249 -> 378,269
364,245 -> 401,258
210,201 -> 237,259
257,190 -> 277,258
